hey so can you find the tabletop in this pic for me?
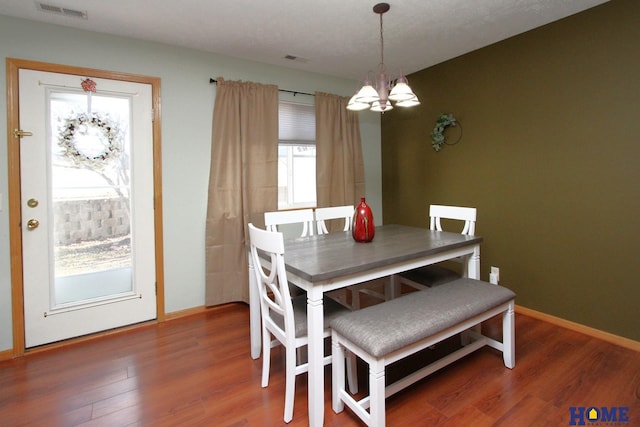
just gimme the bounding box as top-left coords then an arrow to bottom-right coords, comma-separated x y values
282,224 -> 483,282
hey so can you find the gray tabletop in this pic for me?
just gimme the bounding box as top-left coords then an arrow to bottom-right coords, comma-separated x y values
282,224 -> 483,282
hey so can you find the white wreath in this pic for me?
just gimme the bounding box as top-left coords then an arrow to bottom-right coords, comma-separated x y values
58,112 -> 123,169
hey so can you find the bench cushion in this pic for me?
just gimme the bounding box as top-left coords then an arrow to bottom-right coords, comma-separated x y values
329,278 -> 515,358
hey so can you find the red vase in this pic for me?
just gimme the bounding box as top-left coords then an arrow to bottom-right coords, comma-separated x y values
352,198 -> 375,242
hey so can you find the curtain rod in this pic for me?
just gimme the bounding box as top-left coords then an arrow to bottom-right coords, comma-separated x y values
209,78 -> 314,97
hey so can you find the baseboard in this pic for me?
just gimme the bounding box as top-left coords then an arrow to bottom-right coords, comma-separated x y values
0,349 -> 14,362
164,305 -> 209,320
164,303 -> 247,321
515,305 -> 640,352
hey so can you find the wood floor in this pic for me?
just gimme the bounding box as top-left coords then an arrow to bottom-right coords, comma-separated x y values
1,303 -> 638,426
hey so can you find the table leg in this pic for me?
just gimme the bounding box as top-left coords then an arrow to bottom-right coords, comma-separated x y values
307,287 -> 325,427
248,251 -> 261,359
387,274 -> 400,300
466,244 -> 481,280
467,244 -> 482,337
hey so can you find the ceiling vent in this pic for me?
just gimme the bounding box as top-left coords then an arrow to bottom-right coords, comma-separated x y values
284,54 -> 309,64
36,2 -> 88,19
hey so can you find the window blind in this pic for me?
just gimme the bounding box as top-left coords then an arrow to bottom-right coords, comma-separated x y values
279,101 -> 315,145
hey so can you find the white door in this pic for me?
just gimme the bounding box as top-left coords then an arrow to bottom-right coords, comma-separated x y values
19,69 -> 156,348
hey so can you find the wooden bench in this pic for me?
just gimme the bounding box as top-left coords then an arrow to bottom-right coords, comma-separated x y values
330,278 -> 516,427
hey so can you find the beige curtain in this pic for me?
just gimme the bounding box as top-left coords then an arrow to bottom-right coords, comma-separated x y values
315,92 -> 365,230
205,78 -> 278,306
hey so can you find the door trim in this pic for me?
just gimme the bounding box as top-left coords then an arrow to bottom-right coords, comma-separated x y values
6,58 -> 165,357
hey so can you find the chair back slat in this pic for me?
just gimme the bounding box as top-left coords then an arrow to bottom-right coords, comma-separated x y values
429,205 -> 477,236
264,209 -> 315,237
315,205 -> 354,235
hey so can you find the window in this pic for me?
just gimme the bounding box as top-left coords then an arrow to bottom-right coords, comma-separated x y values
278,101 -> 316,209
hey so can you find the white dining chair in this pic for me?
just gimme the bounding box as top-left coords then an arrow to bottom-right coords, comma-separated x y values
315,205 -> 388,309
248,223 -> 357,423
398,205 -> 477,291
264,208 -> 315,238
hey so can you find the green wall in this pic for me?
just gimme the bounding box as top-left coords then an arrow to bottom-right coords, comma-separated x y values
382,0 -> 640,341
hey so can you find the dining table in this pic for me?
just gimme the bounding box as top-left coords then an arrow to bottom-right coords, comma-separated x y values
248,224 -> 483,426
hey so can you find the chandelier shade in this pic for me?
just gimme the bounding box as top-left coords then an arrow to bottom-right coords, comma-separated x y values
395,96 -> 421,108
354,82 -> 380,103
347,3 -> 420,113
370,100 -> 393,112
388,75 -> 416,102
346,94 -> 372,111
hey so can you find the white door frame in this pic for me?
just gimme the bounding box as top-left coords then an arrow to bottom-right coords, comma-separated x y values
6,58 -> 165,357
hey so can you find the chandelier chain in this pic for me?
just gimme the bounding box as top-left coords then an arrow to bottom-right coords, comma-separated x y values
379,13 -> 385,70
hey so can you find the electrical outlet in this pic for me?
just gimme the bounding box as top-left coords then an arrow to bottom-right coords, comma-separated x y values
490,266 -> 500,284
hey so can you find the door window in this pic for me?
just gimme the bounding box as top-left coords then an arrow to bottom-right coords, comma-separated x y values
49,90 -> 133,305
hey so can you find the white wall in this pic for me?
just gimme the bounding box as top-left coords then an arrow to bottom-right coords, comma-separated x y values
0,15 -> 382,352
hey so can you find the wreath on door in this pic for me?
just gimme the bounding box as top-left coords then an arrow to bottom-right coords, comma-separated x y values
58,112 -> 123,168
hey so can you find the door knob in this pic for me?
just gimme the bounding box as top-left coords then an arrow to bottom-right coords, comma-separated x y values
26,219 -> 39,230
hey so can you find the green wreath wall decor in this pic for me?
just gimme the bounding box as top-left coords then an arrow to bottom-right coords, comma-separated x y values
58,112 -> 123,169
430,113 -> 462,152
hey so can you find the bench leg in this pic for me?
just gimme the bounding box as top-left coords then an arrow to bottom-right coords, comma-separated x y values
369,358 -> 386,427
332,331 -> 346,414
502,301 -> 515,369
346,350 -> 358,394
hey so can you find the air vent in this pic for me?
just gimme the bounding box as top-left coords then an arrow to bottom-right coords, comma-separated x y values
36,2 -> 88,19
283,54 -> 309,64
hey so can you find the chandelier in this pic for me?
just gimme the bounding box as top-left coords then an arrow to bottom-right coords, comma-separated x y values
347,3 -> 420,113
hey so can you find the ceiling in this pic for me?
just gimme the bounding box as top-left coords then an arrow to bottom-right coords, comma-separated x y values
0,0 -> 609,81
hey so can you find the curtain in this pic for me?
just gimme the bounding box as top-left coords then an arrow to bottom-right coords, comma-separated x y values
315,92 -> 365,231
205,78 -> 278,306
